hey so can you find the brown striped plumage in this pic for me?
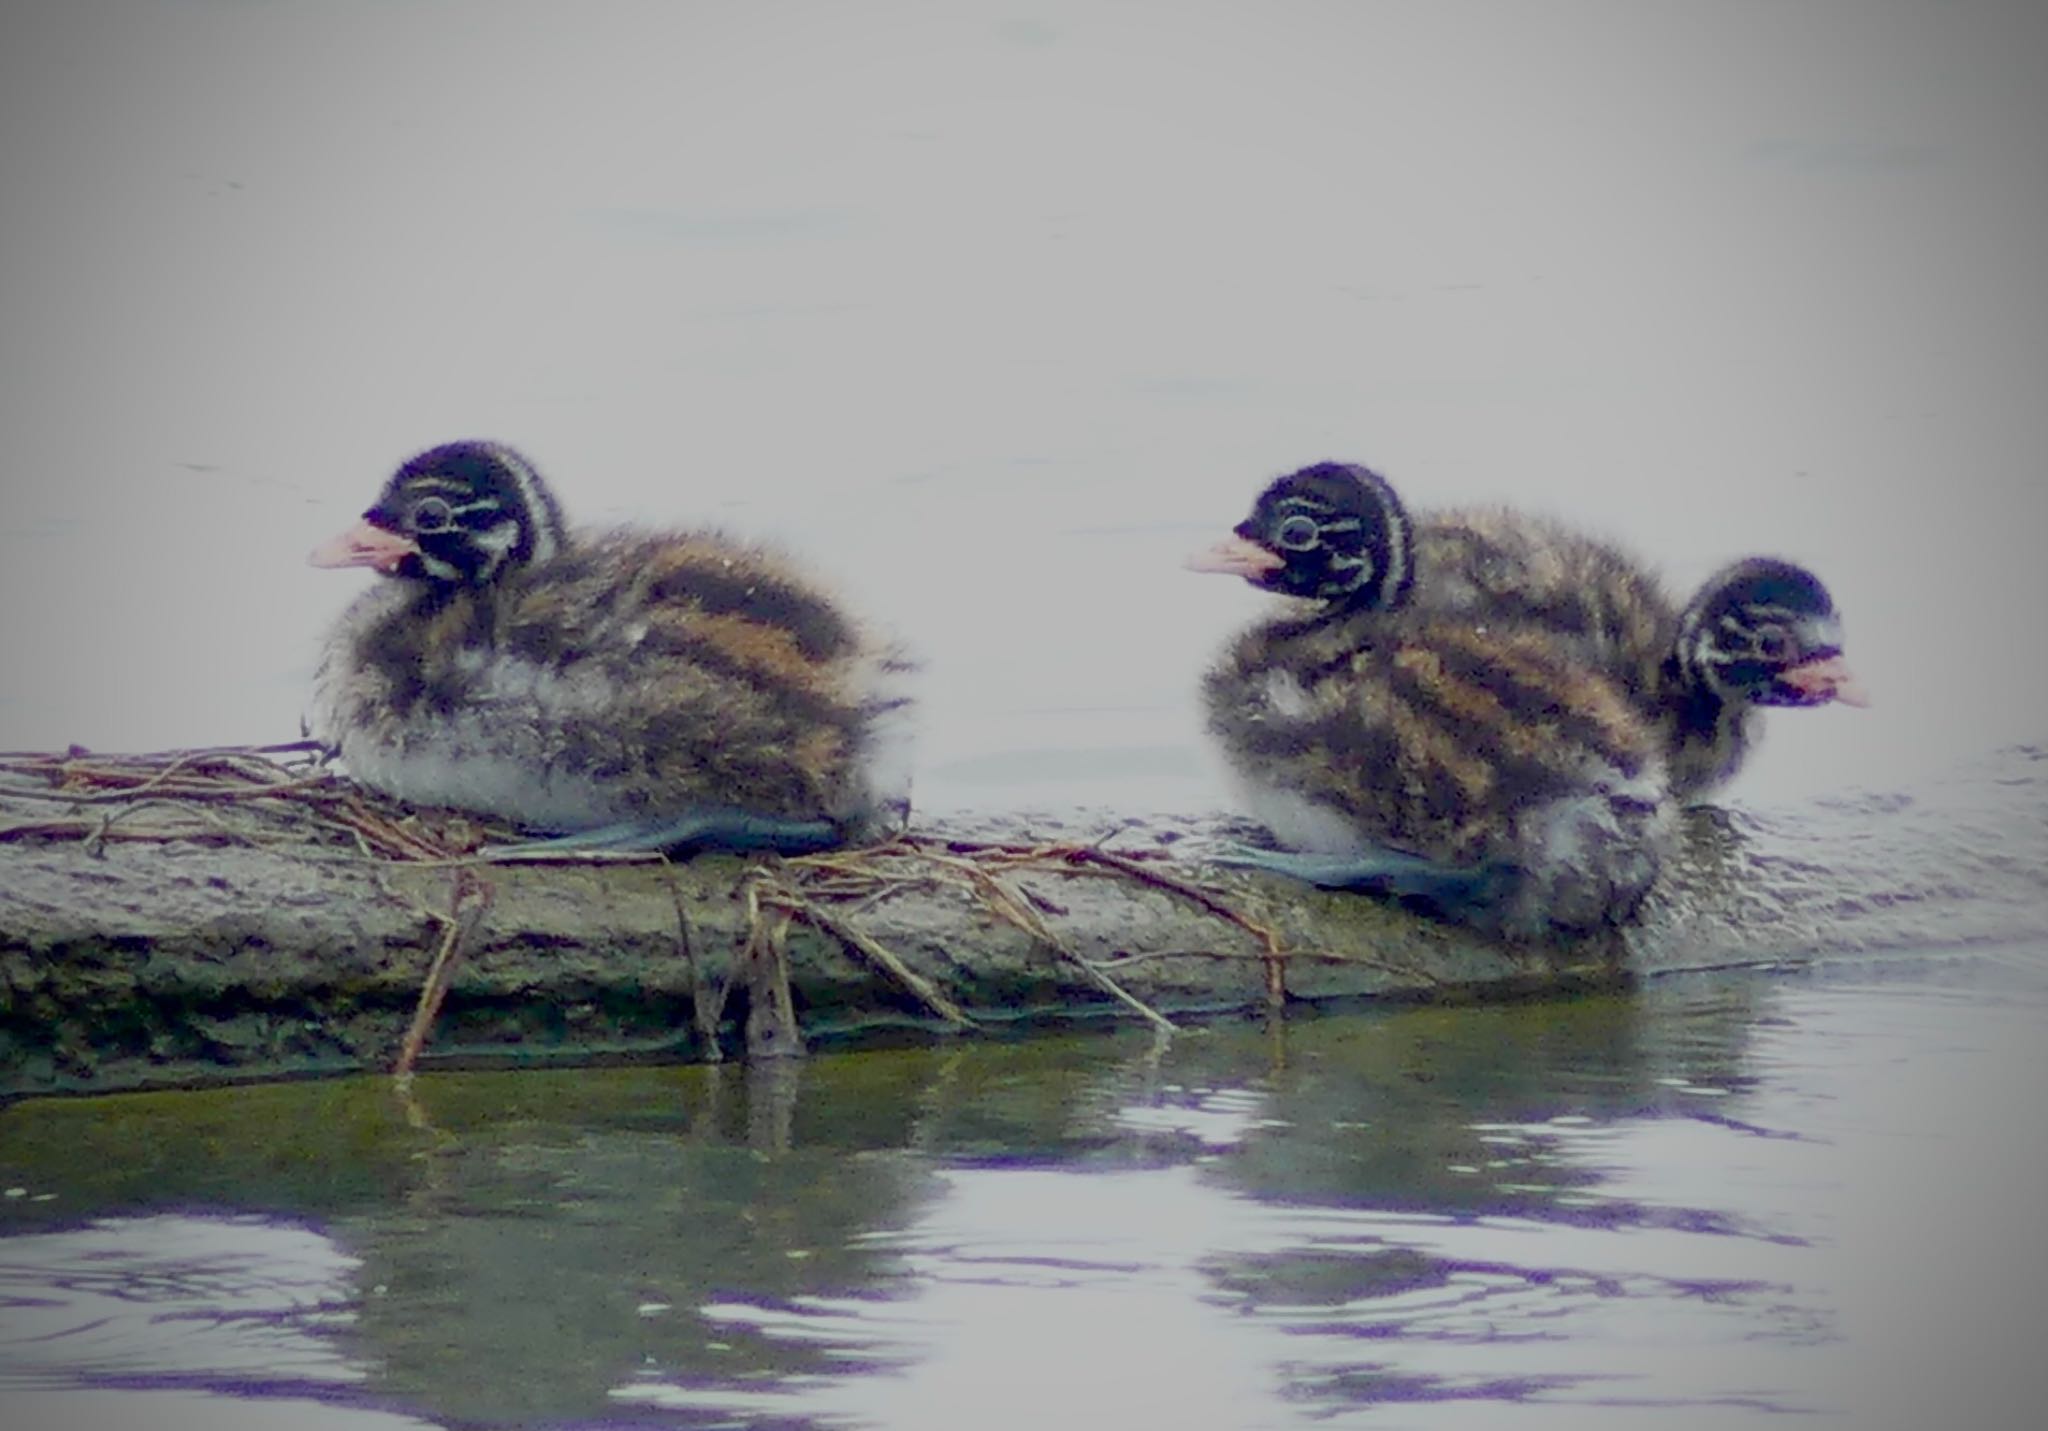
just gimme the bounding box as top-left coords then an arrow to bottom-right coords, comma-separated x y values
308,442 -> 913,842
1195,462 -> 1866,802
1193,464 -> 1676,938
1202,604 -> 1673,938
1409,506 -> 1671,691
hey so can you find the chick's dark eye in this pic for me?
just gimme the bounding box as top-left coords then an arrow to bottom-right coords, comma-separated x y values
1754,627 -> 1792,661
1275,515 -> 1321,551
411,498 -> 454,534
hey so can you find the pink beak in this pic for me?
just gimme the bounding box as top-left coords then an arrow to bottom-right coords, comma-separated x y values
309,518 -> 419,575
1779,652 -> 1871,708
1187,534 -> 1285,580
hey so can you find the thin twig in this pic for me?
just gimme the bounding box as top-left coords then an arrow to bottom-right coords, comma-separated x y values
1058,843 -> 1292,1004
392,871 -> 496,1079
760,881 -> 978,1029
664,863 -> 725,1061
891,832 -> 1295,1008
953,859 -> 1178,1034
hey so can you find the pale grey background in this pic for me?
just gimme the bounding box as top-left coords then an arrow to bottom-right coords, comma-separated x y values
2,0 -> 2043,816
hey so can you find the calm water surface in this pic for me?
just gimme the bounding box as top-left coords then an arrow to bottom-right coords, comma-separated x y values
4,951 -> 2044,1430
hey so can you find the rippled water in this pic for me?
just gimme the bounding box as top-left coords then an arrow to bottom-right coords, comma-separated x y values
4,950 -> 2045,1429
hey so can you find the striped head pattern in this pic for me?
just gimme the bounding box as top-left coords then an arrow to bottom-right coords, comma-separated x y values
1676,557 -> 1868,709
1189,462 -> 1415,609
311,442 -> 566,586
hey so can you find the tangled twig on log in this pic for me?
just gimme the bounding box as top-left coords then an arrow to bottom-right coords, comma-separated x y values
1,744 -> 1446,1077
745,864 -> 979,1030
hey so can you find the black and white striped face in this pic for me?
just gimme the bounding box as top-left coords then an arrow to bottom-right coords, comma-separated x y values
1188,462 -> 1414,608
1679,558 -> 1869,709
310,442 -> 566,586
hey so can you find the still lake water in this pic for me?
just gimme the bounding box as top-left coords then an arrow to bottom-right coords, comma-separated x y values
3,4 -> 2047,1428
3,953 -> 2046,1430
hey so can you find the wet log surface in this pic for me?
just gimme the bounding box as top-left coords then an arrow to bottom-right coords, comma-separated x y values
3,743 -> 2042,1100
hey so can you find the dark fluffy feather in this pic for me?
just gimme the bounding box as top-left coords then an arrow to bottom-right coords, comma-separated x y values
1202,597 -> 1674,938
1203,461 -> 1862,800
308,442 -> 913,837
1193,465 -> 1679,938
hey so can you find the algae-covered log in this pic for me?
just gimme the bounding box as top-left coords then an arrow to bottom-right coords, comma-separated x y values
2,744 -> 2040,1099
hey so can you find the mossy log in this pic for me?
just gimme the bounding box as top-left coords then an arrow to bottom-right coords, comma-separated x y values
1,744 -> 2036,1099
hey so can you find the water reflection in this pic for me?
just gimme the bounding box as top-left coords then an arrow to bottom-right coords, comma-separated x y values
0,1215 -> 434,1430
0,1215 -> 360,1384
643,990 -> 1822,1426
3,956 -> 2043,1428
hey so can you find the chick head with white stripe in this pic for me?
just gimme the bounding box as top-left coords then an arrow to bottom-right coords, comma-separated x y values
1676,557 -> 1869,710
1187,461 -> 1415,610
310,441 -> 566,586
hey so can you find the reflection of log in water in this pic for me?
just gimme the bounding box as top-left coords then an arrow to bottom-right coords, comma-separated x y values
0,992 -> 1789,1424
2,744 -> 2043,1099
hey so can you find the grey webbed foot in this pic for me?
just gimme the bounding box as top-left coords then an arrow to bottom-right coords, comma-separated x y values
1212,842 -> 1515,911
484,811 -> 843,859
